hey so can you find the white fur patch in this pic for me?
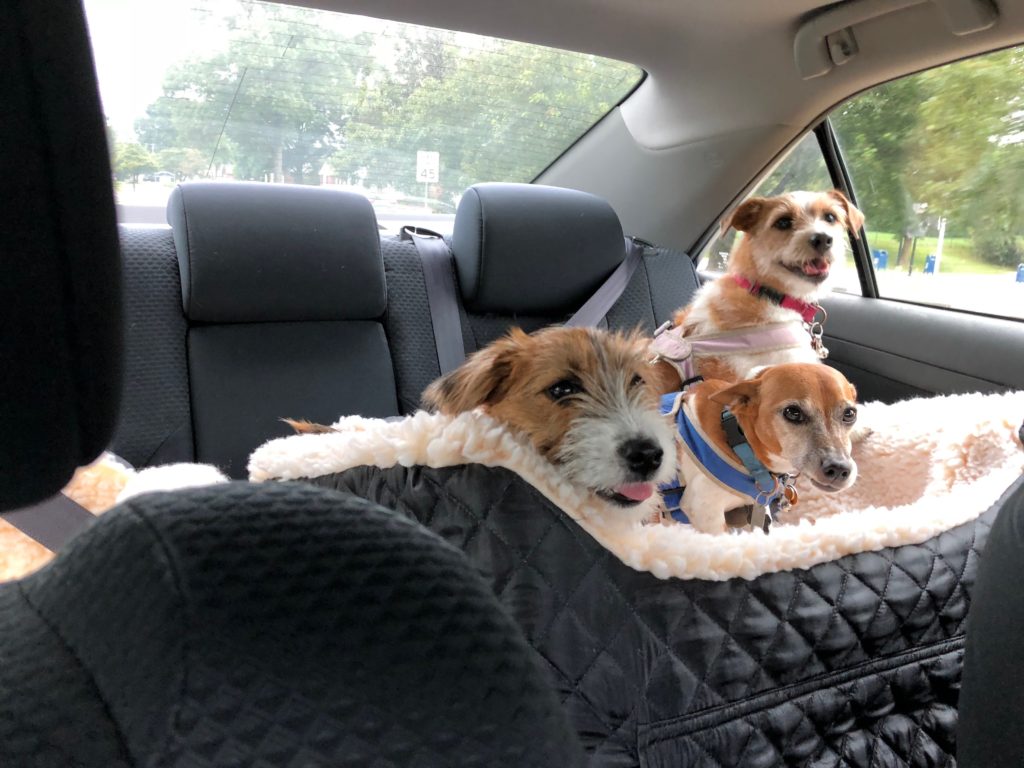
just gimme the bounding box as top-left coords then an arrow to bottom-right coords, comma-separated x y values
117,463 -> 230,503
248,392 -> 1024,582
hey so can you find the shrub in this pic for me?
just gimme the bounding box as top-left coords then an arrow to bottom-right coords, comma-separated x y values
971,231 -> 1024,269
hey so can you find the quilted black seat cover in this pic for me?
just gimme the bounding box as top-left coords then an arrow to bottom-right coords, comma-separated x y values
0,482 -> 584,768
315,466 -> 1024,767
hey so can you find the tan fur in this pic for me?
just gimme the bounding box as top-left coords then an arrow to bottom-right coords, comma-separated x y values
656,190 -> 865,390
283,418 -> 337,435
673,363 -> 859,533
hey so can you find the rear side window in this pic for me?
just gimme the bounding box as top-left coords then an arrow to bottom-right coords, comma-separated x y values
698,45 -> 1024,320
832,46 -> 1024,319
82,0 -> 642,232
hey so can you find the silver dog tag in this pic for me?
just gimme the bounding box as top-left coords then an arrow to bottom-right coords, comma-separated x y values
808,321 -> 829,359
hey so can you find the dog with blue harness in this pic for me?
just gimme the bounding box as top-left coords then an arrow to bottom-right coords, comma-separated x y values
655,363 -> 860,534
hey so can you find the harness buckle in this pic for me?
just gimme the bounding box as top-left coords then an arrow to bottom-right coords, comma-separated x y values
748,504 -> 773,534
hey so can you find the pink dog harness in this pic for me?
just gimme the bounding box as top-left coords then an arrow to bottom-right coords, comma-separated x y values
649,320 -> 812,385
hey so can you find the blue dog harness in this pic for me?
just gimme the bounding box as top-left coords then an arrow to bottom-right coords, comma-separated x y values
658,392 -> 786,532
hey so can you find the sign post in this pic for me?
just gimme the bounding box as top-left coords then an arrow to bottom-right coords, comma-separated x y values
416,151 -> 440,209
933,216 -> 946,274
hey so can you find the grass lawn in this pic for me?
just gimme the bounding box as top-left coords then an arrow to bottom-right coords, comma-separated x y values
865,231 -> 1012,275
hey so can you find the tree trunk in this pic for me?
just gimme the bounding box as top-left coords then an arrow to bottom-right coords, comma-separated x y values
896,232 -> 912,267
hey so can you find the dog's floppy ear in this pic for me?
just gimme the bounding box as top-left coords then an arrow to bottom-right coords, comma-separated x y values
828,189 -> 865,238
422,329 -> 524,414
722,197 -> 770,235
708,379 -> 759,409
708,366 -> 769,409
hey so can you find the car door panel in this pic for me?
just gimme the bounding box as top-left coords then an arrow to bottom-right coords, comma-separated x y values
822,292 -> 1024,403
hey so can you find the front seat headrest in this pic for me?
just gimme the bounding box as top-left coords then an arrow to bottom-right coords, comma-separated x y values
1,482 -> 586,767
0,0 -> 122,510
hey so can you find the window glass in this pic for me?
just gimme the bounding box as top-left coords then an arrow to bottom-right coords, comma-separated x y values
82,0 -> 642,232
696,132 -> 861,293
831,46 -> 1024,319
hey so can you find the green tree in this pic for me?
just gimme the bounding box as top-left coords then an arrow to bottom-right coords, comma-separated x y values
831,76 -> 924,237
132,1 -> 639,196
335,31 -> 638,202
965,143 -> 1024,266
828,46 -> 1024,267
157,147 -> 207,181
114,142 -> 157,188
757,133 -> 832,197
135,3 -> 373,183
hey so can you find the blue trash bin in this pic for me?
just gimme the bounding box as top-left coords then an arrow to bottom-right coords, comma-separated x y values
924,254 -> 936,274
872,249 -> 888,270
1017,263 -> 1024,283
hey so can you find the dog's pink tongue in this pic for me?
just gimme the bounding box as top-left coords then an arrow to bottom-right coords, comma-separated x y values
803,257 -> 829,276
614,482 -> 654,501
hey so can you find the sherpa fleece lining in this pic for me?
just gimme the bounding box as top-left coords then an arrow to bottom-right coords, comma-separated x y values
249,391 -> 1024,581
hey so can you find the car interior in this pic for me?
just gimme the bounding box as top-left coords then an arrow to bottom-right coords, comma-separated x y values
2,0 -> 1023,765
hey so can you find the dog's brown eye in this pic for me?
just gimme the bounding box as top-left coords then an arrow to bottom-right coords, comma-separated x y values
842,407 -> 857,424
782,405 -> 806,423
629,373 -> 643,388
823,212 -> 837,224
547,379 -> 583,402
773,216 -> 793,230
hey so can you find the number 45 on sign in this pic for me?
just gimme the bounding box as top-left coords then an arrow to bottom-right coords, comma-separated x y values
416,151 -> 440,183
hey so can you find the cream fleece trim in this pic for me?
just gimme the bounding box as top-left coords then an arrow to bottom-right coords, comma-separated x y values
249,391 -> 1024,582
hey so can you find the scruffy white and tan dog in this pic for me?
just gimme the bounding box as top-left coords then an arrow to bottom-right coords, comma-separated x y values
649,190 -> 864,393
422,326 -> 676,510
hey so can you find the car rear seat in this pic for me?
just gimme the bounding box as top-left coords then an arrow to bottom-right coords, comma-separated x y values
113,225 -> 192,469
113,183 -> 400,478
112,182 -> 700,475
382,183 -> 700,412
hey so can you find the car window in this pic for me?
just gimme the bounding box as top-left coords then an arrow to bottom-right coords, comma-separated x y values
831,46 -> 1024,319
694,132 -> 863,294
82,0 -> 642,233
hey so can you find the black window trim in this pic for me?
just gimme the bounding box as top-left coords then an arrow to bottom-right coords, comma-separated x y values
813,120 -> 878,299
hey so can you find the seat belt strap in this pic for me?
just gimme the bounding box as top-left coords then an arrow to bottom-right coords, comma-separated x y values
564,237 -> 645,328
403,226 -> 466,376
406,229 -> 646,372
1,493 -> 96,552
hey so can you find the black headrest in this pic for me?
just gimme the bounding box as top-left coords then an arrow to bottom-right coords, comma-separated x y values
3,482 -> 584,766
451,183 -> 625,315
167,183 -> 386,323
0,0 -> 122,510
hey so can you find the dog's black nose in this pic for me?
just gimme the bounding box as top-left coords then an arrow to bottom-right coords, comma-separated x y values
619,438 -> 663,477
810,233 -> 833,253
821,458 -> 852,482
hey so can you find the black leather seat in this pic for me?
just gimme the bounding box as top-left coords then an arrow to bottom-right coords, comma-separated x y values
166,182 -> 401,478
113,182 -> 701,454
957,475 -> 1024,766
0,3 -> 585,765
